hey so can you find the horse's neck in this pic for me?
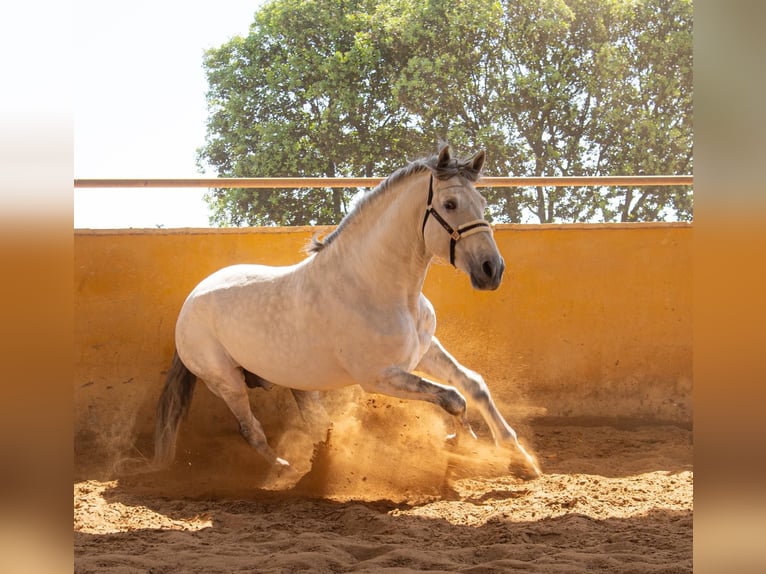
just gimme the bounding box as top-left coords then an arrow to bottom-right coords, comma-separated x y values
315,172 -> 432,308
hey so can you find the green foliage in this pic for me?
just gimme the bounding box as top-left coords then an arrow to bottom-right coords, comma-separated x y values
197,0 -> 693,225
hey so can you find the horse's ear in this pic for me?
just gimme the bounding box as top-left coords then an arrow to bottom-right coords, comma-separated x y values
437,144 -> 451,168
470,150 -> 486,173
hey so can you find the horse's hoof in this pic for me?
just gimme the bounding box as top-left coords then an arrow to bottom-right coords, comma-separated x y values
512,455 -> 543,480
444,433 -> 458,448
265,457 -> 301,489
274,457 -> 299,477
520,464 -> 542,481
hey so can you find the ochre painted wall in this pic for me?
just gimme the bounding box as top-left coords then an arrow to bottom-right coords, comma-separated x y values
74,224 -> 691,469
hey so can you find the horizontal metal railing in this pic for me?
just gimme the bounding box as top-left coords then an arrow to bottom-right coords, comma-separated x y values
74,175 -> 693,189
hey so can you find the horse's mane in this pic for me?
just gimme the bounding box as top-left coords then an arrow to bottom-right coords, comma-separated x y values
308,150 -> 483,254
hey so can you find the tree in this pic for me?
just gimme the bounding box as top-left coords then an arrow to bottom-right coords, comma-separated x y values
197,0 -> 693,226
589,0 -> 693,221
199,0 -> 414,225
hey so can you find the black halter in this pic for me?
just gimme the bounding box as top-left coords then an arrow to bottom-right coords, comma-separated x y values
420,174 -> 493,267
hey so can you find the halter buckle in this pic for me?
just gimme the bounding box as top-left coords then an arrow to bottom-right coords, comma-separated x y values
450,230 -> 461,241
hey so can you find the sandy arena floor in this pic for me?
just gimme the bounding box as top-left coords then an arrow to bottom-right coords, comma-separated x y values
74,404 -> 692,573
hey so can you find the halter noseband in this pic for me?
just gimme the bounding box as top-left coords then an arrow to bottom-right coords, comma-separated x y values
420,174 -> 493,267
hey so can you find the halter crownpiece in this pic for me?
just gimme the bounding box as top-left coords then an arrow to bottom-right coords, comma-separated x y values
421,174 -> 493,266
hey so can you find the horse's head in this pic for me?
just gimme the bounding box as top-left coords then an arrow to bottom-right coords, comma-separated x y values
422,146 -> 505,291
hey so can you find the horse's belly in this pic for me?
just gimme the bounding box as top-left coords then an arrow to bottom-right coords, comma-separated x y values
270,365 -> 356,391
237,345 -> 356,391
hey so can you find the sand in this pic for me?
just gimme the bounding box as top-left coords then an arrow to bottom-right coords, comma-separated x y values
74,399 -> 692,573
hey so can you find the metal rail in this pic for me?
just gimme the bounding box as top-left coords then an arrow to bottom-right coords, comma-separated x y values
74,175 -> 693,189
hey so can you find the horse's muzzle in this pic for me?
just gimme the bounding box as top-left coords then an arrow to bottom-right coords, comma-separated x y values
470,256 -> 505,290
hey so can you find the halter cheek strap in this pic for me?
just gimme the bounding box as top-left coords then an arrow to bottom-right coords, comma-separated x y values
421,174 -> 492,267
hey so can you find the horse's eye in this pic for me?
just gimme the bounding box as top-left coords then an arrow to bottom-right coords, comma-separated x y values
444,199 -> 457,211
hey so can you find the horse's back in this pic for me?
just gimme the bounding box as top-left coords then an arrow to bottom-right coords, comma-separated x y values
187,263 -> 298,296
177,261 -> 307,336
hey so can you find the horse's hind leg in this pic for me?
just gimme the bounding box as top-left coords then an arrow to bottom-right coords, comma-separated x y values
416,336 -> 541,477
205,367 -> 291,471
291,390 -> 331,441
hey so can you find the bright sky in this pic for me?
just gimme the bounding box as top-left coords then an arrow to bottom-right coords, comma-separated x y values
74,0 -> 266,228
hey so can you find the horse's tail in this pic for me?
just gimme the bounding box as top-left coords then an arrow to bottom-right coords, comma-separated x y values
154,350 -> 197,468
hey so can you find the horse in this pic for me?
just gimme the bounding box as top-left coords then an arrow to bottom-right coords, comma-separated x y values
154,144 -> 541,480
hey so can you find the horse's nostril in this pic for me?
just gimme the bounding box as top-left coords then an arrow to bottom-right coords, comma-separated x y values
482,260 -> 494,278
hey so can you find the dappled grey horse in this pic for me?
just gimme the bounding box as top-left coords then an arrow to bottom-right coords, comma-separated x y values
155,145 -> 541,479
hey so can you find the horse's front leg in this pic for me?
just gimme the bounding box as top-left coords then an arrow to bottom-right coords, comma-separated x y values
360,367 -> 468,421
416,336 -> 542,477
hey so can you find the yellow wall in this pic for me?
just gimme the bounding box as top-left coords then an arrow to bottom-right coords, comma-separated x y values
74,224 -> 691,468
